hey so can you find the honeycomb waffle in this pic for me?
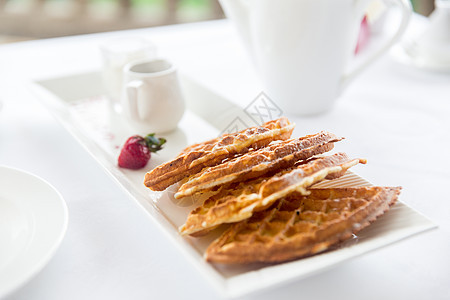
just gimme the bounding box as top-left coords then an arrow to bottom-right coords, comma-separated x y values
144,117 -> 294,191
175,131 -> 341,199
205,186 -> 401,264
179,153 -> 366,235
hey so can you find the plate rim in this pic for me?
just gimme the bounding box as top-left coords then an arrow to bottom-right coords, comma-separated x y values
0,165 -> 69,299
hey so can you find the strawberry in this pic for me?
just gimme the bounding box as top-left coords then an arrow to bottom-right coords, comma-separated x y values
118,133 -> 166,169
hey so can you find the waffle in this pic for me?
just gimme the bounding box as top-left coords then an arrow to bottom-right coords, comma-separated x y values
144,117 -> 294,191
205,186 -> 401,264
179,153 -> 366,235
175,131 -> 341,199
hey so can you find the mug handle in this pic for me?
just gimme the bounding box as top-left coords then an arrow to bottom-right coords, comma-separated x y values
341,0 -> 412,88
125,80 -> 144,120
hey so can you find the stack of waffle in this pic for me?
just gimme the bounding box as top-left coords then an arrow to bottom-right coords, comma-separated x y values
144,117 -> 400,264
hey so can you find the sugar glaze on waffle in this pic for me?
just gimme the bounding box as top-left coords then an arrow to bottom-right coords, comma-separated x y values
179,153 -> 366,236
144,117 -> 294,191
175,131 -> 342,199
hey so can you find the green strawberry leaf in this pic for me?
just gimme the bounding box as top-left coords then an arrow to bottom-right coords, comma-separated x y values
144,133 -> 166,153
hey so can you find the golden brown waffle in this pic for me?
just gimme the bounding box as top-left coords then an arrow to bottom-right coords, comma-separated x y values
205,186 -> 401,264
144,117 -> 295,191
175,131 -> 341,199
179,153 -> 366,235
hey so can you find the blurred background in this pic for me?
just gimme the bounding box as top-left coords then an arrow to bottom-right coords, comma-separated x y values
0,0 -> 436,43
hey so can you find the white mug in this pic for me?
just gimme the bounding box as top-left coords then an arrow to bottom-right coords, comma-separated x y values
121,59 -> 185,133
219,0 -> 412,115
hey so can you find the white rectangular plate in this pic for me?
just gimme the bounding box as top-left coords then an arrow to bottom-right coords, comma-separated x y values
31,72 -> 436,298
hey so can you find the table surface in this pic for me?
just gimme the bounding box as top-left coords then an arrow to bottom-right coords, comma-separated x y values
1,16 -> 449,300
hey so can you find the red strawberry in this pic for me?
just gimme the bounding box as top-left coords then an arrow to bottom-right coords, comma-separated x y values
118,133 -> 166,169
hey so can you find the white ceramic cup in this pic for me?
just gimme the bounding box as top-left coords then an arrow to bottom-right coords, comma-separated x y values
121,59 -> 185,134
220,0 -> 412,115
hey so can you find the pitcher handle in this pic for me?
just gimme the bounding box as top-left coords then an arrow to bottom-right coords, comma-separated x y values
341,0 -> 412,88
125,80 -> 143,120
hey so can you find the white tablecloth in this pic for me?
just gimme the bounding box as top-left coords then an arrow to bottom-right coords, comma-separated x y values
1,17 -> 449,300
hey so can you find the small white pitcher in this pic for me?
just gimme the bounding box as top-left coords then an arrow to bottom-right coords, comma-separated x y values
122,59 -> 185,134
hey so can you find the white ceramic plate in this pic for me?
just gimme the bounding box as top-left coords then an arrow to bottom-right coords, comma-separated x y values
389,12 -> 450,72
391,42 -> 450,72
30,72 -> 436,298
0,166 -> 68,299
